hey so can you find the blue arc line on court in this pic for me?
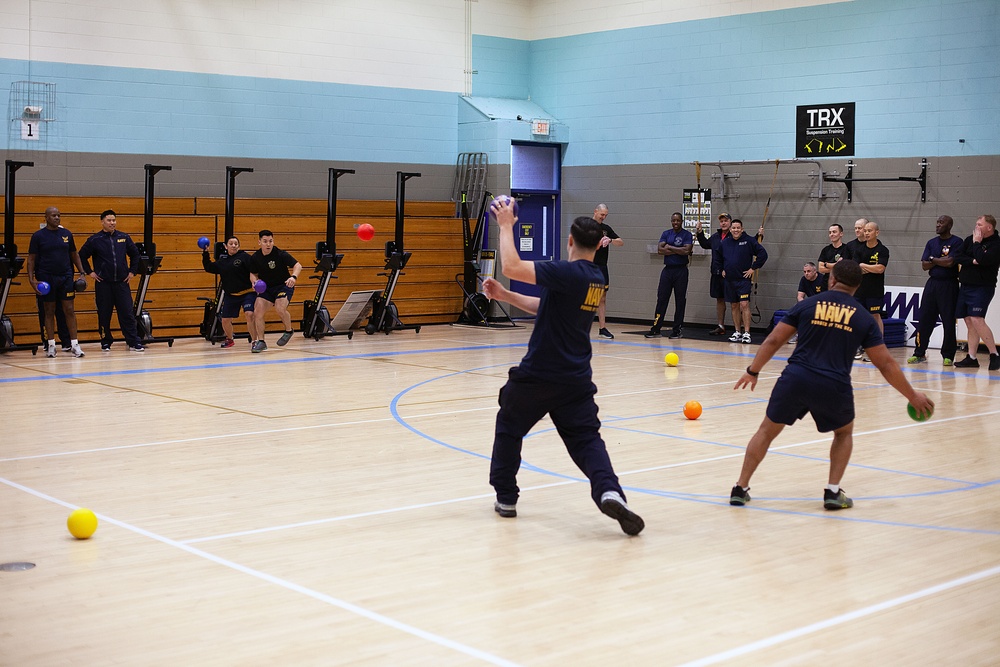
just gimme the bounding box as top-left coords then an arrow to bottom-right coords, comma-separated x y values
388,362 -> 582,480
389,366 -> 1000,536
604,422 -> 977,485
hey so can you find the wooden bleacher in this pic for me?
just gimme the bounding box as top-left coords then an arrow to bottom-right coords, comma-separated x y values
2,196 -> 465,342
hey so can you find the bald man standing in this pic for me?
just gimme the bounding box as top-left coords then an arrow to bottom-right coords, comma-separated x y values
853,220 -> 889,361
592,204 -> 623,339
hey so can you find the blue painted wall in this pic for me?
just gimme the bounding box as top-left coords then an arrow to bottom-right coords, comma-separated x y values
472,0 -> 999,167
2,59 -> 458,164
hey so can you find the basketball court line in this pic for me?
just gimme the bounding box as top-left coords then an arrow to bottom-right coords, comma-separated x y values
5,353 -> 996,542
674,563 -> 1000,667
0,475 -> 525,667
4,334 -> 991,387
182,479 -> 579,544
389,371 -> 1000,535
0,342 -> 530,384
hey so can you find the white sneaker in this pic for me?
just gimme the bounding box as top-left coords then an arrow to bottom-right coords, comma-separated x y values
71,344 -> 85,358
741,332 -> 752,344
728,331 -> 742,342
45,344 -> 57,358
788,333 -> 798,344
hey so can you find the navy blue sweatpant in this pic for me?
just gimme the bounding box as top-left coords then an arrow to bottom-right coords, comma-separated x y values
489,366 -> 625,508
913,277 -> 958,360
96,280 -> 142,347
650,265 -> 688,333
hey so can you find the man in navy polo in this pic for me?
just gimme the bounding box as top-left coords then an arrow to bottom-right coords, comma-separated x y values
79,209 -> 145,352
720,219 -> 767,344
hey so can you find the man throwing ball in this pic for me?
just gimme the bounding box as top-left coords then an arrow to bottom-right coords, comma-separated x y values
728,260 -> 933,510
248,230 -> 302,353
203,236 -> 262,348
482,199 -> 643,536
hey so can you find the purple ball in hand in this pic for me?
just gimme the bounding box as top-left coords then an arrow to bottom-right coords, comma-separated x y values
490,195 -> 519,218
254,279 -> 266,294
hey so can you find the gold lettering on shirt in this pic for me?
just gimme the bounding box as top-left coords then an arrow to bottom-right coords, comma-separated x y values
582,282 -> 605,313
812,301 -> 857,331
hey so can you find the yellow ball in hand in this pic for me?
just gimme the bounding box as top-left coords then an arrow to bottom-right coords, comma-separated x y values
67,508 -> 98,539
664,352 -> 679,366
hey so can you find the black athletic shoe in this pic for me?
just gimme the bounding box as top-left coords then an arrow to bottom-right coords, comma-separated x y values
989,354 -> 1000,371
599,491 -> 644,535
729,485 -> 750,506
643,329 -> 662,338
494,501 -> 517,518
709,325 -> 726,336
598,328 -> 614,339
823,488 -> 853,510
100,342 -> 112,351
668,329 -> 683,339
954,355 -> 980,368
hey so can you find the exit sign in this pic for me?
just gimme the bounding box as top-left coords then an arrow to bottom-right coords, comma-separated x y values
531,119 -> 550,136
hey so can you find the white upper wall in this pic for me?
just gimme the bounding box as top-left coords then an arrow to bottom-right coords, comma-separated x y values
475,0 -> 852,40
0,0 -> 467,92
470,0 -> 532,39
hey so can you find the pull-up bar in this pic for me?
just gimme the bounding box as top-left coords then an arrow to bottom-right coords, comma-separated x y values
694,157 -> 928,203
824,158 -> 927,203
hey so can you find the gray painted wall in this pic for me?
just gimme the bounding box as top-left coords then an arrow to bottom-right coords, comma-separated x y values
8,151 -> 997,332
562,155 -> 1000,329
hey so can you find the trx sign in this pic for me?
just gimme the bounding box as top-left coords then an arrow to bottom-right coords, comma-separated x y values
796,102 -> 855,158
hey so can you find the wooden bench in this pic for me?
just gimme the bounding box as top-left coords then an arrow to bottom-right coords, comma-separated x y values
2,197 -> 466,341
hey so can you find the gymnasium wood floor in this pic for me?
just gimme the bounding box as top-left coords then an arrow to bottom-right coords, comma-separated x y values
2,322 -> 998,666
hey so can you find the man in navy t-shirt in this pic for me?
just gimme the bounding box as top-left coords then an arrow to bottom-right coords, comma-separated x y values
26,207 -> 88,358
482,201 -> 644,536
909,215 -> 964,366
728,260 -> 933,510
797,262 -> 826,301
645,211 -> 693,338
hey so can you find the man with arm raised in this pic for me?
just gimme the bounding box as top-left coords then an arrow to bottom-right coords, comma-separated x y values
482,201 -> 644,536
